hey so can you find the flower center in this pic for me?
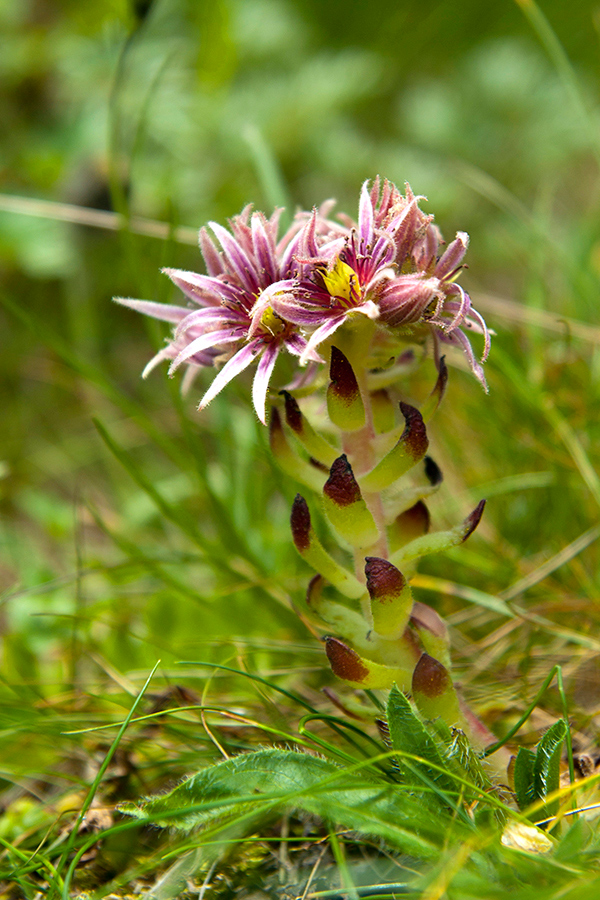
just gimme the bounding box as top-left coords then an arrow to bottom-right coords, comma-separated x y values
259,305 -> 287,337
321,258 -> 361,307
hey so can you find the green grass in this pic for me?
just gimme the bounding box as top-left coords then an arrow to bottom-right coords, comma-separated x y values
1,0 -> 600,896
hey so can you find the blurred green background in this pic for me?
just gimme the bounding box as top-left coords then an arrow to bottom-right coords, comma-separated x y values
1,0 -> 600,792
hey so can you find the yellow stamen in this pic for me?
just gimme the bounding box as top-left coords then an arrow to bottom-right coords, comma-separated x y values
321,258 -> 359,305
260,306 -> 286,336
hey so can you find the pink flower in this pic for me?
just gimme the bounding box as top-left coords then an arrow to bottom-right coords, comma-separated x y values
116,178 -> 490,423
268,180 -> 489,385
115,207 -> 325,424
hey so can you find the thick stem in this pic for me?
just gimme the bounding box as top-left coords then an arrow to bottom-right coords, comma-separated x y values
341,364 -> 389,567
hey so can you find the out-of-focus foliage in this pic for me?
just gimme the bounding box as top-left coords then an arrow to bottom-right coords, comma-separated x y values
1,1 -> 600,896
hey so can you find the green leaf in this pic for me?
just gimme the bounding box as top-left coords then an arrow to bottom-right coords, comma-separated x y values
119,748 -> 444,859
533,719 -> 567,820
513,746 -> 536,811
513,720 -> 567,821
385,685 -> 459,802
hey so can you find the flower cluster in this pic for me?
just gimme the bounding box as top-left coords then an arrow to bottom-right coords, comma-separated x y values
116,178 -> 490,423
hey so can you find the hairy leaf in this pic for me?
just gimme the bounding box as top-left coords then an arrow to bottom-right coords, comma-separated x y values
119,748 -> 447,858
385,685 -> 460,802
513,746 -> 537,812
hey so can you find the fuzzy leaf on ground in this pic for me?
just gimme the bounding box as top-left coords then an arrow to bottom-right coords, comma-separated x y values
119,748 -> 452,858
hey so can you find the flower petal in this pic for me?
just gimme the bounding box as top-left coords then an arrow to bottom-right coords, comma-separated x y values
198,343 -> 259,410
209,221 -> 260,293
169,330 -> 241,373
252,343 -> 279,424
162,268 -> 240,305
114,297 -> 189,323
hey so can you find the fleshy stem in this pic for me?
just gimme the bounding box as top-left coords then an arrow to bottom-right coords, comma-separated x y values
342,363 -> 389,567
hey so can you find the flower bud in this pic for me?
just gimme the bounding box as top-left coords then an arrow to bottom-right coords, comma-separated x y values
290,495 -> 365,599
365,557 -> 413,637
327,347 -> 366,432
360,403 -> 429,492
323,455 -> 379,549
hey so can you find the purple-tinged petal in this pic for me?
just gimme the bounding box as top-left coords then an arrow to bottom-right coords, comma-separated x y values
358,180 -> 374,248
435,327 -> 488,390
114,297 -> 189,323
251,213 -> 278,285
467,306 -> 491,362
169,330 -> 241,373
198,343 -> 259,410
199,227 -> 223,277
435,231 -> 469,280
300,314 -> 348,364
174,306 -> 248,340
441,283 -> 470,332
252,342 -> 279,424
142,346 -> 176,378
180,364 -> 201,395
162,268 -> 241,306
208,221 -> 260,293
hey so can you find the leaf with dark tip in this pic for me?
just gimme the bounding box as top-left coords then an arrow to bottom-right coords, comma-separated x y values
365,557 -> 413,637
281,391 -> 338,466
325,638 -> 412,690
390,501 -> 486,569
420,356 -> 448,422
327,346 -> 365,431
412,654 -> 462,726
290,496 -> 365,599
424,456 -> 443,486
360,404 -> 429,492
269,407 -> 327,491
322,455 -> 379,549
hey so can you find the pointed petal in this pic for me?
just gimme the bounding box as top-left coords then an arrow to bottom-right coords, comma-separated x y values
300,314 -> 347,364
251,214 -> 278,284
358,180 -> 374,247
114,297 -> 189,323
209,221 -> 260,293
162,267 -> 240,305
252,343 -> 279,424
142,346 -> 174,378
435,231 -> 469,279
198,343 -> 259,410
169,330 -> 240,373
199,227 -> 223,277
174,306 -> 247,339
